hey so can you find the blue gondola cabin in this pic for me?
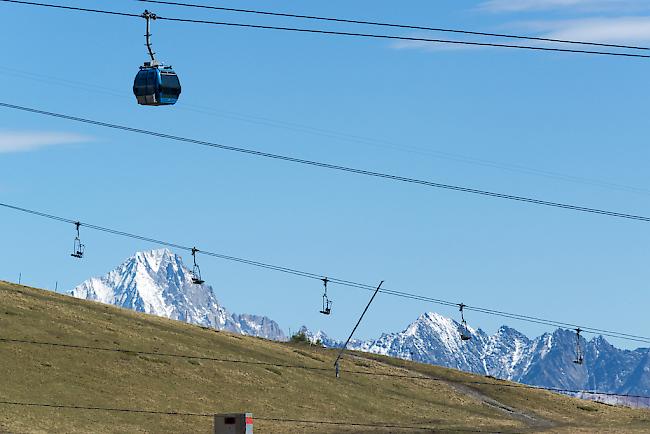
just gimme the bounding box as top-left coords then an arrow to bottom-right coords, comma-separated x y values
133,62 -> 181,106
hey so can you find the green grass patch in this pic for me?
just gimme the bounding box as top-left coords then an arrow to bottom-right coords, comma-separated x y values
0,280 -> 647,433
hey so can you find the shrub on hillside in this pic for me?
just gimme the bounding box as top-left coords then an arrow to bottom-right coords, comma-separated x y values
290,331 -> 310,344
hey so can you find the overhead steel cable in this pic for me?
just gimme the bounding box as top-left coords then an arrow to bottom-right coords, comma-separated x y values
4,398 -> 641,430
3,102 -> 650,225
0,400 -> 213,417
0,336 -> 335,372
326,277 -> 650,343
108,17 -> 650,59
138,0 -> 650,52
333,282 -> 650,344
0,0 -> 140,17
1,0 -> 649,58
2,201 -> 650,345
3,196 -> 643,341
0,202 -> 320,281
3,66 -> 650,197
0,335 -> 649,402
0,400 -> 487,431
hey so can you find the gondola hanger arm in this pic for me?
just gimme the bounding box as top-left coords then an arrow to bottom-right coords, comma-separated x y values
142,9 -> 158,65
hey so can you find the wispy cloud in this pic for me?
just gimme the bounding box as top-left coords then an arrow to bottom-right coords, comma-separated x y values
512,16 -> 650,44
391,16 -> 650,53
0,131 -> 93,153
390,38 -> 485,52
478,0 -> 650,13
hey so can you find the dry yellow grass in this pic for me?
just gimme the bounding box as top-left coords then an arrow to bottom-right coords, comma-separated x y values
0,280 -> 648,433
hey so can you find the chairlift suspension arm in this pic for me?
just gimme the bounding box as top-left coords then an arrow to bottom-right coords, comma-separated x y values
192,247 -> 199,267
142,10 -> 157,63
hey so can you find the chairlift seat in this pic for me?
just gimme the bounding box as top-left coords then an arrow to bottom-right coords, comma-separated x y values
320,296 -> 332,315
189,250 -> 205,285
71,238 -> 84,259
459,319 -> 472,341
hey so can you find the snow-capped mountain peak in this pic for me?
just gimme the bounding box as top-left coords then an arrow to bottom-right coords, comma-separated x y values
70,249 -> 285,340
414,311 -> 476,340
134,249 -> 170,274
68,250 -> 650,401
72,249 -> 188,316
302,311 -> 650,399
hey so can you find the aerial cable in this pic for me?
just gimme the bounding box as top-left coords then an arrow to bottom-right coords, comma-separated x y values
0,399 -> 487,431
138,0 -> 650,52
0,395 -> 647,421
0,0 -> 140,18
2,102 -> 650,225
1,335 -> 650,402
2,65 -> 649,197
0,0 -> 648,58
1,201 -> 649,346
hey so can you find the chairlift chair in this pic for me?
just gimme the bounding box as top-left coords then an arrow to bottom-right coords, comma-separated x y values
320,294 -> 332,315
573,328 -> 584,365
458,303 -> 472,341
191,265 -> 204,285
319,277 -> 332,315
190,247 -> 204,285
70,222 -> 85,259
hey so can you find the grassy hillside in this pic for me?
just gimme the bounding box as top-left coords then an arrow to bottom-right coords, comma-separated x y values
0,280 -> 648,433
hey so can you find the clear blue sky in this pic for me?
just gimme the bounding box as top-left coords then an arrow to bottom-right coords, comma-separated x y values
1,0 -> 649,348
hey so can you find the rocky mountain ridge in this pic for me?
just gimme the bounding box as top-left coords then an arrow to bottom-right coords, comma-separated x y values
302,312 -> 650,398
70,249 -> 285,340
